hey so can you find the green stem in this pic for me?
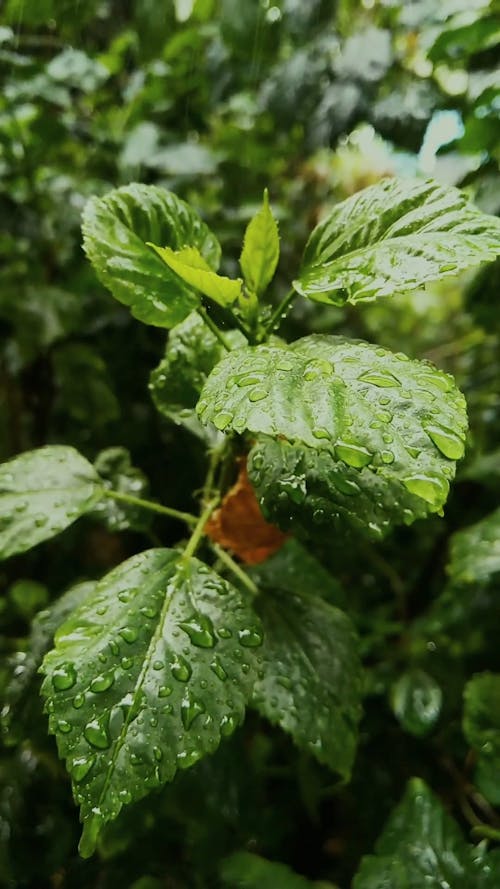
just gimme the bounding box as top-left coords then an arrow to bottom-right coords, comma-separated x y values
196,306 -> 231,350
202,441 -> 228,504
471,825 -> 500,843
183,498 -> 219,560
101,488 -> 197,526
260,287 -> 297,340
210,543 -> 259,596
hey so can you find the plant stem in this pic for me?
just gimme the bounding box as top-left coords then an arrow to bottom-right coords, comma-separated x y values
183,497 -> 219,560
261,287 -> 297,340
101,488 -> 197,525
471,825 -> 500,843
196,306 -> 231,350
210,543 -> 259,596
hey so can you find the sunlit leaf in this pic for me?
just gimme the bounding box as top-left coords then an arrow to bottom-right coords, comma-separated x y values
148,244 -> 242,307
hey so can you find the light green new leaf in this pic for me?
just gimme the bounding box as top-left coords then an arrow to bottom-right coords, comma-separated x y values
149,311 -> 246,440
240,189 -> 280,297
2,582 -> 96,743
448,507 -> 500,585
0,446 -> 102,560
198,335 -> 468,529
148,244 -> 242,307
40,548 -> 263,857
353,778 -> 500,889
295,178 -> 500,305
221,852 -> 325,889
82,184 -> 220,327
463,673 -> 500,805
249,571 -> 362,777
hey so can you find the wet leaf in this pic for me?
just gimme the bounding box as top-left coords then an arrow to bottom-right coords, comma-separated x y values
239,189 -> 280,297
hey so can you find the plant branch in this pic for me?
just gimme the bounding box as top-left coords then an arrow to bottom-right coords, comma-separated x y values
209,543 -> 259,596
101,488 -> 197,526
183,497 -> 219,560
261,287 -> 297,340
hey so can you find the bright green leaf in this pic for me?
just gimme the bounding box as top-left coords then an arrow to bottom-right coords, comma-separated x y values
40,548 -> 263,857
0,447 -> 102,560
249,572 -> 362,778
82,184 -> 220,327
463,673 -> 500,805
149,311 -> 245,440
295,178 -> 500,305
148,244 -> 242,307
221,851 -> 322,889
198,335 -> 468,528
390,669 -> 442,738
353,778 -> 500,888
447,508 -> 500,585
240,189 -> 280,297
91,447 -> 151,532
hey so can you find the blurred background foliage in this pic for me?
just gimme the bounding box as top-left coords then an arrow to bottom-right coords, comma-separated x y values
0,1 -> 499,887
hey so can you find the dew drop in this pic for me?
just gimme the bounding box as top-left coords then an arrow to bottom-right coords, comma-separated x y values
140,605 -> 158,619
178,613 -> 217,648
210,656 -> 227,681
358,370 -> 401,388
171,656 -> 192,682
235,372 -> 261,387
84,716 -> 111,750
181,692 -> 206,729
158,684 -> 172,698
220,713 -> 238,737
72,693 -> 85,709
121,656 -> 133,670
52,662 -> 77,691
213,411 -> 233,431
424,424 -> 465,460
57,719 -> 72,734
335,442 -> 372,469
248,387 -> 267,402
334,476 -> 360,496
381,450 -> 395,464
119,626 -> 138,644
312,427 -> 330,440
218,627 -> 232,639
238,626 -> 263,648
72,755 -> 95,782
153,660 -> 164,671
90,671 -> 115,693
403,475 -> 447,506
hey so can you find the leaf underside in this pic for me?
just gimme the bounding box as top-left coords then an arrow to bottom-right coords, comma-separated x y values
296,177 -> 500,304
40,548 -> 263,857
198,335 -> 468,535
82,184 -> 221,327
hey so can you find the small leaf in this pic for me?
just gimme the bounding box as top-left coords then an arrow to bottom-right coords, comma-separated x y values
249,564 -> 362,777
353,778 -> 500,888
295,178 -> 500,305
221,852 -> 321,889
0,446 -> 102,560
148,244 -> 242,307
390,669 -> 442,738
448,508 -> 500,585
463,673 -> 500,805
240,189 -> 280,297
91,447 -> 151,532
82,184 -> 220,327
40,549 -> 263,857
149,311 -> 245,440
198,335 -> 468,529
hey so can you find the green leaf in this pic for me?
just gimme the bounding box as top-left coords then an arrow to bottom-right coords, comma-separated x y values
390,669 -> 442,738
0,446 -> 102,560
82,184 -> 221,327
249,558 -> 362,777
2,582 -> 96,743
447,508 -> 500,585
353,778 -> 500,889
149,311 -> 246,440
91,447 -> 151,532
295,178 -> 500,305
148,244 -> 242,307
248,538 -> 344,606
198,335 -> 468,529
463,673 -> 500,805
240,189 -> 280,297
40,548 -> 263,857
221,852 -> 321,889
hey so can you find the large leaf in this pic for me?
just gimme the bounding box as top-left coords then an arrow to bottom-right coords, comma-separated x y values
2,582 -> 96,743
0,446 -> 102,560
82,184 -> 221,327
239,189 -> 280,297
447,508 -> 500,585
463,673 -> 500,805
221,852 -> 324,889
198,335 -> 468,529
353,778 -> 500,889
40,548 -> 263,857
148,245 -> 243,307
295,178 -> 500,305
149,311 -> 245,439
249,552 -> 362,777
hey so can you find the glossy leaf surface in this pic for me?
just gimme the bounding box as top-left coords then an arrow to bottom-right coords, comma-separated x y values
82,184 -> 220,327
463,672 -> 500,805
295,178 -> 500,304
40,549 -> 263,857
0,446 -> 102,560
240,189 -> 280,297
390,669 -> 442,737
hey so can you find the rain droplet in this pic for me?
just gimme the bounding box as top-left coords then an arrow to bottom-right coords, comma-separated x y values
424,424 -> 465,460
235,373 -> 262,387
312,427 -> 330,440
335,442 -> 372,469
238,627 -> 263,648
181,692 -> 206,729
213,411 -> 233,431
57,719 -> 72,734
52,663 -> 77,691
403,475 -> 447,506
72,693 -> 85,709
210,657 -> 227,681
178,613 -> 217,648
119,626 -> 138,644
220,713 -> 238,737
381,450 -> 395,464
158,685 -> 172,698
171,656 -> 192,682
84,716 -> 111,750
358,370 -> 401,388
140,605 -> 158,619
72,755 -> 95,782
218,627 -> 232,639
121,656 -> 133,670
153,660 -> 164,671
248,387 -> 267,402
90,672 -> 115,693
334,476 -> 360,496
